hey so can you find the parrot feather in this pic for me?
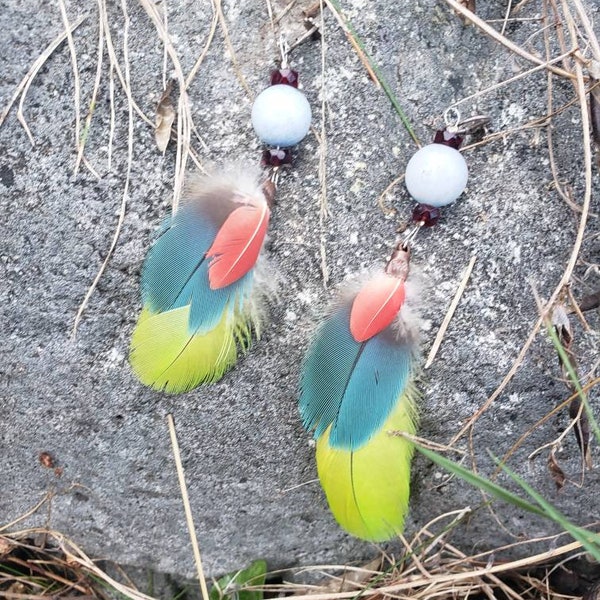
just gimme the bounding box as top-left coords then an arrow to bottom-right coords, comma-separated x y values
130,304 -> 254,393
350,274 -> 405,342
207,202 -> 270,289
316,384 -> 417,542
141,206 -> 218,315
299,270 -> 419,541
129,170 -> 270,394
300,302 -> 414,450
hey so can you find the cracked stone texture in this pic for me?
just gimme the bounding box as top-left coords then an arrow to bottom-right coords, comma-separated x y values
2,0 -> 599,581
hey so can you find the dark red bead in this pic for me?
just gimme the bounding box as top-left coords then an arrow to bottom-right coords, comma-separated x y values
270,68 -> 299,87
261,148 -> 293,167
412,203 -> 441,227
433,129 -> 463,150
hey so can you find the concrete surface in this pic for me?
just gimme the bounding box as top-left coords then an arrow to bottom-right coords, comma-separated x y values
1,0 -> 599,582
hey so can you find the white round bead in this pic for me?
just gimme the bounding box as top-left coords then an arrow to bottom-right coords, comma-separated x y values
404,143 -> 468,207
251,85 -> 311,147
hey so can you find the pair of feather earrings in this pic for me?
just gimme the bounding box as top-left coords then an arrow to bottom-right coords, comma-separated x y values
128,158 -> 424,541
129,34 -> 477,540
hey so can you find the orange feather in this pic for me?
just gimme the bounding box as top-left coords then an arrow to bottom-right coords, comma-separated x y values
349,274 -> 405,342
206,202 -> 270,290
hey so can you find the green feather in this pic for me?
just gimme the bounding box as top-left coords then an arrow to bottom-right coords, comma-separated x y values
315,383 -> 418,541
129,303 -> 255,394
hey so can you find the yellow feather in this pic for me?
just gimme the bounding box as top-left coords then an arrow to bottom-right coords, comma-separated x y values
315,385 -> 418,541
129,305 -> 253,394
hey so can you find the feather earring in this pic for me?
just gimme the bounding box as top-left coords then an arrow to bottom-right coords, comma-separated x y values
299,111 -> 487,541
300,245 -> 419,541
129,171 -> 272,393
130,38 -> 312,394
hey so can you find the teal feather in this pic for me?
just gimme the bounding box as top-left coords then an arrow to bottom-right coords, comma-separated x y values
299,303 -> 413,451
130,172 -> 270,394
141,205 -> 252,334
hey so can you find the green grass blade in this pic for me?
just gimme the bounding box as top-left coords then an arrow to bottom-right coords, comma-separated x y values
417,443 -> 600,560
547,322 -> 600,445
209,559 -> 267,600
416,446 -> 546,517
326,0 -> 420,146
490,453 -> 600,561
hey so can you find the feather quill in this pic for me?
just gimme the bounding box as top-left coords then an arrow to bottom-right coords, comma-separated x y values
300,257 -> 419,541
130,169 -> 270,394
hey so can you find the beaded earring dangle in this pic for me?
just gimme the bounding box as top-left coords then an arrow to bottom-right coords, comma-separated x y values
298,110 -> 488,542
129,37 -> 313,394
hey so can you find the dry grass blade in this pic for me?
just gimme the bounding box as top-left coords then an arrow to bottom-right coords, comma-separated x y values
215,0 -> 252,98
324,0 -> 419,145
377,173 -> 404,216
318,1 -> 329,287
450,310 -> 546,445
71,0 -> 134,339
99,0 -> 153,127
442,0 -> 575,79
72,0 -> 221,331
323,0 -> 379,87
0,528 -> 157,600
570,0 -> 600,61
166,414 -> 210,600
448,0 -> 595,445
0,16 -> 86,135
139,0 -> 192,212
57,0 -> 83,174
543,6 -> 578,213
425,255 -> 477,369
448,50 -> 575,112
74,8 -> 105,176
262,528 -> 589,600
185,0 -> 219,89
497,378 -> 599,476
60,536 -> 156,600
0,495 -> 52,534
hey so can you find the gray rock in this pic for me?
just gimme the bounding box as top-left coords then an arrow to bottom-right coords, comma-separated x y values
1,0 -> 599,581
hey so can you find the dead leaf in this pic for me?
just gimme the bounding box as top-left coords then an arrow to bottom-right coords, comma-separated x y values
552,304 -> 576,384
155,80 -> 176,154
570,396 -> 593,469
548,450 -> 566,491
0,537 -> 12,557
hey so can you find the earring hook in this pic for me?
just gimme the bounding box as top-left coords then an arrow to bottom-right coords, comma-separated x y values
401,221 -> 424,251
444,107 -> 490,135
278,34 -> 290,68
